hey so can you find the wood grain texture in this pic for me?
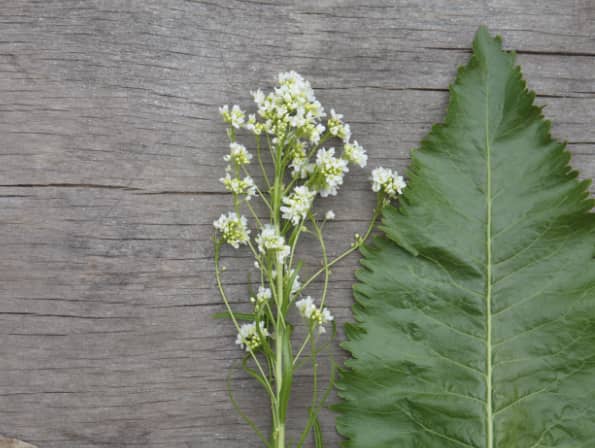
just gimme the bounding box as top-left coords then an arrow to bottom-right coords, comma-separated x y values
0,1 -> 593,447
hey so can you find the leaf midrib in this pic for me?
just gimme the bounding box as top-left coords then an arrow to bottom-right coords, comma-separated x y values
484,74 -> 494,448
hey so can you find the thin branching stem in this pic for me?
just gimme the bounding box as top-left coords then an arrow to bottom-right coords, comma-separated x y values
293,332 -> 312,367
214,242 -> 276,403
298,194 -> 383,295
227,362 -> 272,448
310,215 -> 330,308
242,165 -> 272,210
245,200 -> 264,228
256,134 -> 271,189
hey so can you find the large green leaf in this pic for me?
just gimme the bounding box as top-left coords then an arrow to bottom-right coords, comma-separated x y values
336,27 -> 595,448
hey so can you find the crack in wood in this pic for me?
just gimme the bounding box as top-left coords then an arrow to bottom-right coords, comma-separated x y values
0,183 -> 142,191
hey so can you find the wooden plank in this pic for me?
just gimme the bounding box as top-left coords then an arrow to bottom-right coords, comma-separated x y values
0,1 -> 593,447
0,437 -> 36,448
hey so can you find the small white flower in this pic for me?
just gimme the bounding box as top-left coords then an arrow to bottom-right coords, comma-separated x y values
289,270 -> 301,297
343,140 -> 367,168
256,224 -> 290,263
318,308 -> 334,333
296,296 -> 316,319
219,104 -> 246,129
295,296 -> 334,334
253,261 -> 260,269
328,109 -> 351,143
219,173 -> 257,200
251,89 -> 265,107
288,143 -> 312,179
224,142 -> 252,165
213,212 -> 250,248
328,109 -> 342,123
371,167 -> 407,199
288,105 -> 306,128
251,286 -> 272,305
281,185 -> 316,225
340,123 -> 351,143
243,114 -> 262,135
325,210 -> 335,220
235,321 -> 270,351
314,147 -> 349,197
230,105 -> 245,128
290,157 -> 315,179
308,123 -> 326,145
278,70 -> 303,85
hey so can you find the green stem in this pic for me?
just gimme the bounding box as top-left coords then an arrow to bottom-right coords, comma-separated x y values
213,242 -> 276,402
298,194 -> 383,295
310,216 -> 330,308
242,165 -> 272,210
245,200 -> 264,228
293,333 -> 311,367
274,258 -> 288,448
295,330 -> 319,448
256,134 -> 272,189
272,137 -> 288,448
226,362 -> 272,448
286,221 -> 304,282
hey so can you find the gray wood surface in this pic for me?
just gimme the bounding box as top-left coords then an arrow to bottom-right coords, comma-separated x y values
0,1 -> 593,447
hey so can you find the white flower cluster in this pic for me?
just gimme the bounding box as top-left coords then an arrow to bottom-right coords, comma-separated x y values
256,224 -> 290,263
312,147 -> 349,197
254,71 -> 326,144
244,114 -> 261,135
220,142 -> 256,201
218,71 -> 371,218
328,109 -> 351,143
250,286 -> 272,306
219,104 -> 245,129
343,140 -> 367,168
281,185 -> 316,225
213,212 -> 250,248
371,167 -> 407,199
295,296 -> 334,334
301,136 -> 366,197
224,142 -> 252,166
220,173 -> 256,200
236,321 -> 270,351
289,147 -> 314,180
215,73 -> 409,361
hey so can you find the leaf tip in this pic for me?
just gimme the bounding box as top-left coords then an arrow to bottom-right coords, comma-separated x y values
473,25 -> 508,59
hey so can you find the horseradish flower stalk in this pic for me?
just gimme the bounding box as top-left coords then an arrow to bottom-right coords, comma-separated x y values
212,71 -> 406,448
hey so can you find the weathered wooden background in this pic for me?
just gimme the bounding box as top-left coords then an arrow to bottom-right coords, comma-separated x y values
0,1 -> 593,447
